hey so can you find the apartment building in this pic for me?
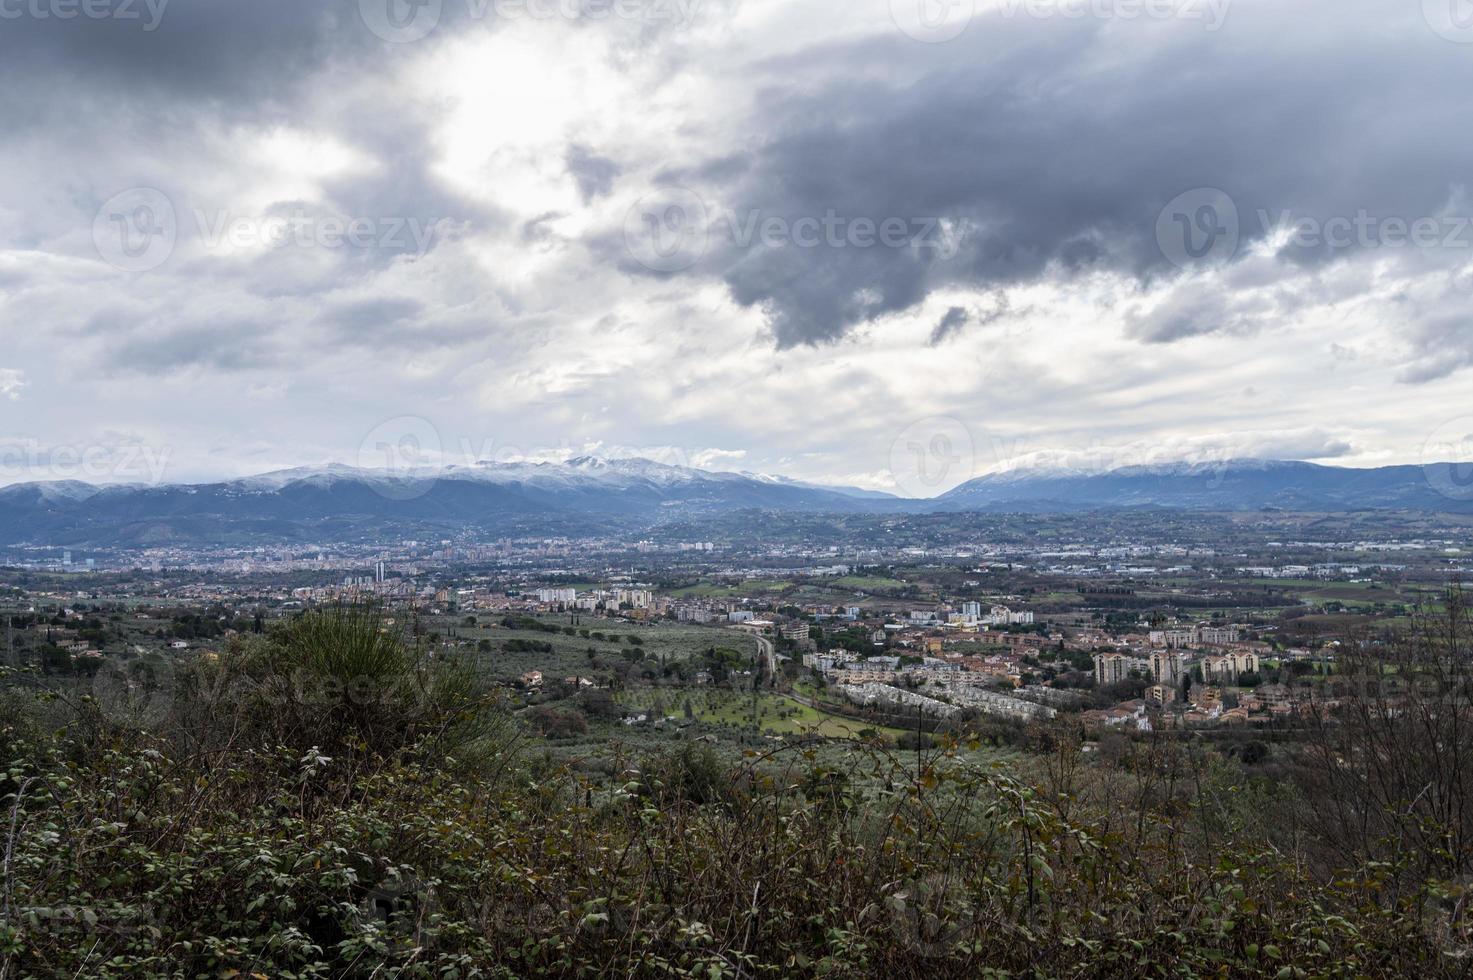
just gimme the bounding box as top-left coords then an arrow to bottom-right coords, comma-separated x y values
1202,650 -> 1261,684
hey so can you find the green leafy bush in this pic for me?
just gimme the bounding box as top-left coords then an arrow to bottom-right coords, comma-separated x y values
0,603 -> 1464,977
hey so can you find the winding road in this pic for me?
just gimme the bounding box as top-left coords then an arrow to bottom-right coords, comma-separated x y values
751,632 -> 777,685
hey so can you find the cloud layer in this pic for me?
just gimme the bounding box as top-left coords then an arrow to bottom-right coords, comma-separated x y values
1,0 -> 1471,492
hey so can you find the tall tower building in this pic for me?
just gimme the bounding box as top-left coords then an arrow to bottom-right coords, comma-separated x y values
1151,651 -> 1183,686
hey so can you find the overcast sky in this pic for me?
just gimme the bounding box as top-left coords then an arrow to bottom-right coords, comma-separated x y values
2,0 -> 1472,494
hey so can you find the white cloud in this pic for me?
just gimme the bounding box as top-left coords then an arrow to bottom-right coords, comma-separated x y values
0,0 -> 1469,490
0,370 -> 25,401
691,448 -> 749,470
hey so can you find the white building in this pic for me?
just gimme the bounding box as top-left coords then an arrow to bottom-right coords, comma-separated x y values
1149,625 -> 1241,649
616,589 -> 654,609
983,605 -> 1034,626
1203,650 -> 1260,684
1094,652 -> 1132,687
1150,650 -> 1184,686
780,623 -> 812,642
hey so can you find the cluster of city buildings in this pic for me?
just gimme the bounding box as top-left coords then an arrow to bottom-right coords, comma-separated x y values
1084,622 -> 1331,729
1095,632 -> 1260,689
1083,681 -> 1316,731
798,631 -> 1062,721
533,587 -> 656,612
950,603 -> 1035,627
1148,625 -> 1241,648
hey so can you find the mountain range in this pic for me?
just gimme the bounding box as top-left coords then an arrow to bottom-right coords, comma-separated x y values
934,459 -> 1472,513
0,457 -> 902,548
0,456 -> 1467,547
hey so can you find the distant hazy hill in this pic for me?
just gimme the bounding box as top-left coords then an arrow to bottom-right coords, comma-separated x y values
1,457 -> 1468,547
934,459 -> 1472,513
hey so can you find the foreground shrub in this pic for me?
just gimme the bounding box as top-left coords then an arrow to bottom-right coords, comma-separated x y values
0,731 -> 1453,977
0,603 -> 1464,977
166,604 -> 507,765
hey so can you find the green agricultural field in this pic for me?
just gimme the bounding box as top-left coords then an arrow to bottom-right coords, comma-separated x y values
1306,584 -> 1401,600
432,614 -> 758,683
830,575 -> 908,591
654,689 -> 912,741
1244,578 -> 1332,589
670,580 -> 791,598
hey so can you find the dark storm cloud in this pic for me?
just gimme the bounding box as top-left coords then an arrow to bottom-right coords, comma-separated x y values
0,0 -> 495,280
566,144 -> 622,203
653,3 -> 1473,348
929,294 -> 1015,346
105,321 -> 280,374
721,236 -> 939,346
0,1 -> 364,117
1398,313 -> 1473,384
930,306 -> 970,346
0,0 -> 538,119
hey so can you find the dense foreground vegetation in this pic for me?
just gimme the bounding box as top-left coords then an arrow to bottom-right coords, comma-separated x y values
1,603 -> 1470,977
